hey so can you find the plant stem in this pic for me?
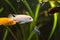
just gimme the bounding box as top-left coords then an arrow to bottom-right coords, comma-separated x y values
20,26 -> 26,40
48,1 -> 58,40
29,3 -> 40,40
7,27 -> 17,40
0,7 -> 4,13
3,28 -> 8,40
30,3 -> 40,33
48,13 -> 58,40
28,25 -> 42,40
3,26 -> 17,40
22,0 -> 34,18
34,3 -> 40,22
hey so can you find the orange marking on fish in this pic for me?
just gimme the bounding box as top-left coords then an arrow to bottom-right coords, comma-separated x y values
0,18 -> 16,26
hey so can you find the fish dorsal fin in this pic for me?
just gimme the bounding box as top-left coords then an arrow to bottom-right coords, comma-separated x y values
8,14 -> 16,18
12,14 -> 16,17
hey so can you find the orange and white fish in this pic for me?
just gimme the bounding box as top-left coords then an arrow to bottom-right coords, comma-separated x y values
8,14 -> 40,35
10,14 -> 40,34
0,14 -> 33,26
9,14 -> 33,24
0,18 -> 16,26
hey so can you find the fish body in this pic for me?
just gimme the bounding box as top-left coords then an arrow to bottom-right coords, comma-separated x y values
0,18 -> 16,26
9,14 -> 33,24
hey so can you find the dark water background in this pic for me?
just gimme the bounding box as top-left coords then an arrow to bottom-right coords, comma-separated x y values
0,0 -> 60,40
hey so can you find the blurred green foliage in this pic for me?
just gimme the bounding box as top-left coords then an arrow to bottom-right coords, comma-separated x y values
0,0 -> 60,40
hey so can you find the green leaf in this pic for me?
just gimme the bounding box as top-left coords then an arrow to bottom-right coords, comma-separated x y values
0,7 -> 4,13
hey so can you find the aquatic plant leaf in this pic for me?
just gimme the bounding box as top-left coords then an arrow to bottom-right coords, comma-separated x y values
28,1 -> 41,40
0,7 -> 4,13
28,24 -> 42,40
22,0 -> 34,18
34,3 -> 40,23
38,0 -> 48,3
38,0 -> 42,3
3,27 -> 17,40
48,1 -> 58,40
6,27 -> 17,40
57,1 -> 60,3
3,28 -> 8,40
5,0 -> 17,14
30,1 -> 41,33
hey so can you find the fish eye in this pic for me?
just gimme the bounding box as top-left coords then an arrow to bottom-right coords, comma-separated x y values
29,18 -> 31,20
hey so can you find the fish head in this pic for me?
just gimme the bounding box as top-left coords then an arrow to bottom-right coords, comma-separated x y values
18,15 -> 33,24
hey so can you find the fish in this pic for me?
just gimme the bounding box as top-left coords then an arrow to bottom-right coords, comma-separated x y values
34,26 -> 40,35
0,18 -> 16,26
0,14 -> 33,26
8,14 -> 33,24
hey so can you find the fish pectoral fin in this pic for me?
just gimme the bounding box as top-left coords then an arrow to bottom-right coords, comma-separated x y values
18,22 -> 25,24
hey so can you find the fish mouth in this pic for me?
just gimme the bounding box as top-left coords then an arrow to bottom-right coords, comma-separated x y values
31,19 -> 33,22
30,17 -> 33,21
